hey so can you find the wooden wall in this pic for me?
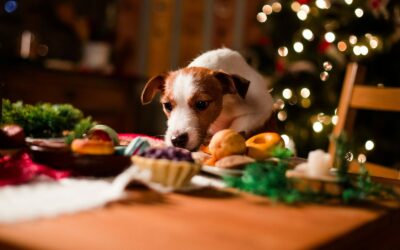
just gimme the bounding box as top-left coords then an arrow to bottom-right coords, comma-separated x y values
114,0 -> 264,77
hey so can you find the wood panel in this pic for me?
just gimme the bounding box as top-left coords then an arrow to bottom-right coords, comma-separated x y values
212,0 -> 236,48
0,191 -> 399,249
147,0 -> 175,76
350,86 -> 400,112
179,0 -> 204,67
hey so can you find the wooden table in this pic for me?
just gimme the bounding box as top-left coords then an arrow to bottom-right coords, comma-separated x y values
0,188 -> 399,250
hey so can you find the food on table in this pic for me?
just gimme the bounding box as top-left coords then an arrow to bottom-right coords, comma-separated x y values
71,138 -> 114,155
132,147 -> 201,188
245,132 -> 283,160
124,137 -> 151,156
0,124 -> 25,148
88,124 -> 120,145
215,155 -> 255,169
208,129 -> 247,160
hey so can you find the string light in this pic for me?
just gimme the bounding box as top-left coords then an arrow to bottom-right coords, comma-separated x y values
282,88 -> 293,99
337,41 -> 347,51
312,122 -> 323,133
370,37 -> 379,49
355,8 -> 364,18
353,45 -> 361,55
300,4 -> 310,14
344,0 -> 353,5
323,61 -> 333,71
297,10 -> 308,20
345,152 -> 354,162
278,46 -> 288,57
278,111 -> 288,121
256,12 -> 267,23
293,42 -> 304,53
300,88 -> 311,98
301,98 -> 311,108
360,45 -> 369,55
291,1 -> 301,12
331,115 -> 338,125
316,0 -> 329,9
349,35 -> 357,44
324,32 -> 336,43
358,154 -> 367,164
262,4 -> 273,15
320,71 -> 329,81
365,140 -> 375,151
272,2 -> 282,13
302,29 -> 314,41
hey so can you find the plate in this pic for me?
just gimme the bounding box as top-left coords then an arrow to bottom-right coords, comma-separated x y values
29,145 -> 131,177
201,165 -> 243,177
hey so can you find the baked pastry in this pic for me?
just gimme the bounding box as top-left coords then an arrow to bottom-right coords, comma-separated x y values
132,147 -> 200,188
245,132 -> 283,160
208,129 -> 247,160
71,138 -> 114,155
215,155 -> 255,169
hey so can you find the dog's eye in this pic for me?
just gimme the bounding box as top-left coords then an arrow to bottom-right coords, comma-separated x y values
195,101 -> 210,111
163,102 -> 173,112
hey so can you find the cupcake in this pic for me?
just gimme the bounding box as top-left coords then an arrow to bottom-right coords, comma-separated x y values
132,147 -> 201,188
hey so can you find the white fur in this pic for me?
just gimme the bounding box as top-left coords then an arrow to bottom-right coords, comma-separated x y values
189,48 -> 273,135
165,73 -> 200,150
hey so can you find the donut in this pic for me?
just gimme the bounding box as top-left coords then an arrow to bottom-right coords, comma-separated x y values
71,138 -> 114,155
245,132 -> 283,160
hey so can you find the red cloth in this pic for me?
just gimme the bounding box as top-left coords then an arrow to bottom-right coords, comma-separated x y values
0,152 -> 70,187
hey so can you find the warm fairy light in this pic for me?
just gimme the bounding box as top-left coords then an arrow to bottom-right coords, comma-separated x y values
272,2 -> 282,13
353,45 -> 361,55
370,37 -> 379,49
302,29 -> 314,41
312,122 -> 323,133
262,4 -> 273,15
345,0 -> 353,5
278,46 -> 288,57
320,71 -> 329,81
297,10 -> 307,20
323,61 -> 332,71
20,30 -> 32,59
282,88 -> 293,99
349,35 -> 357,45
301,98 -> 311,108
256,12 -> 267,23
300,88 -> 310,98
360,45 -> 369,55
324,32 -> 336,43
365,140 -> 375,151
316,0 -> 329,9
281,134 -> 290,147
300,4 -> 310,14
358,154 -> 367,164
277,111 -> 288,121
345,152 -> 354,162
337,41 -> 347,51
274,98 -> 285,110
293,42 -> 304,53
291,1 -> 301,12
355,8 -> 364,18
331,115 -> 338,125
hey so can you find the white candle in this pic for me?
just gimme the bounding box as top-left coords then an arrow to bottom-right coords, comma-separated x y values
307,149 -> 331,176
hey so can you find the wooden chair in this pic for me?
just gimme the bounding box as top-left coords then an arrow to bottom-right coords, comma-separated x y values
328,62 -> 400,182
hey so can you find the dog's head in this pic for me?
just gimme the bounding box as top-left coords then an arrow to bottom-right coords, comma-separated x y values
141,67 -> 250,151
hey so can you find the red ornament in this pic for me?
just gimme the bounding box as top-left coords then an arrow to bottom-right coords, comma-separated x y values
297,0 -> 310,5
318,40 -> 330,54
275,58 -> 286,73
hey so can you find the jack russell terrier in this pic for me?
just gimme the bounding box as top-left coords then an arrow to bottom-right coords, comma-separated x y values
141,48 -> 274,151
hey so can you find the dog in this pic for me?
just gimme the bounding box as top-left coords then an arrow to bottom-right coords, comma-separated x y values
141,48 -> 274,151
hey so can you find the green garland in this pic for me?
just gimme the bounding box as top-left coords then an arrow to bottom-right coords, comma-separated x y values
224,136 -> 399,204
1,99 -> 95,140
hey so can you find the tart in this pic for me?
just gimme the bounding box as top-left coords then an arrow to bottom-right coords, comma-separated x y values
132,147 -> 201,188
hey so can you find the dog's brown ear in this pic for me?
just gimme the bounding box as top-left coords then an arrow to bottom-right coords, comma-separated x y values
213,71 -> 250,99
141,74 -> 166,105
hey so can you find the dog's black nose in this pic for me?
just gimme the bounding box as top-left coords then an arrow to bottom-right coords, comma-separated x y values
171,133 -> 188,148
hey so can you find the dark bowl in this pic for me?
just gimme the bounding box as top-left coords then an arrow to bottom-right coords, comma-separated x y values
29,145 -> 131,177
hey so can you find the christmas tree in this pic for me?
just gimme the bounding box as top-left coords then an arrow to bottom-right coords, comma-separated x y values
248,0 -> 400,166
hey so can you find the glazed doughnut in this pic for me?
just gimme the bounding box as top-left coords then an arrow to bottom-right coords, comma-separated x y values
71,138 -> 114,155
